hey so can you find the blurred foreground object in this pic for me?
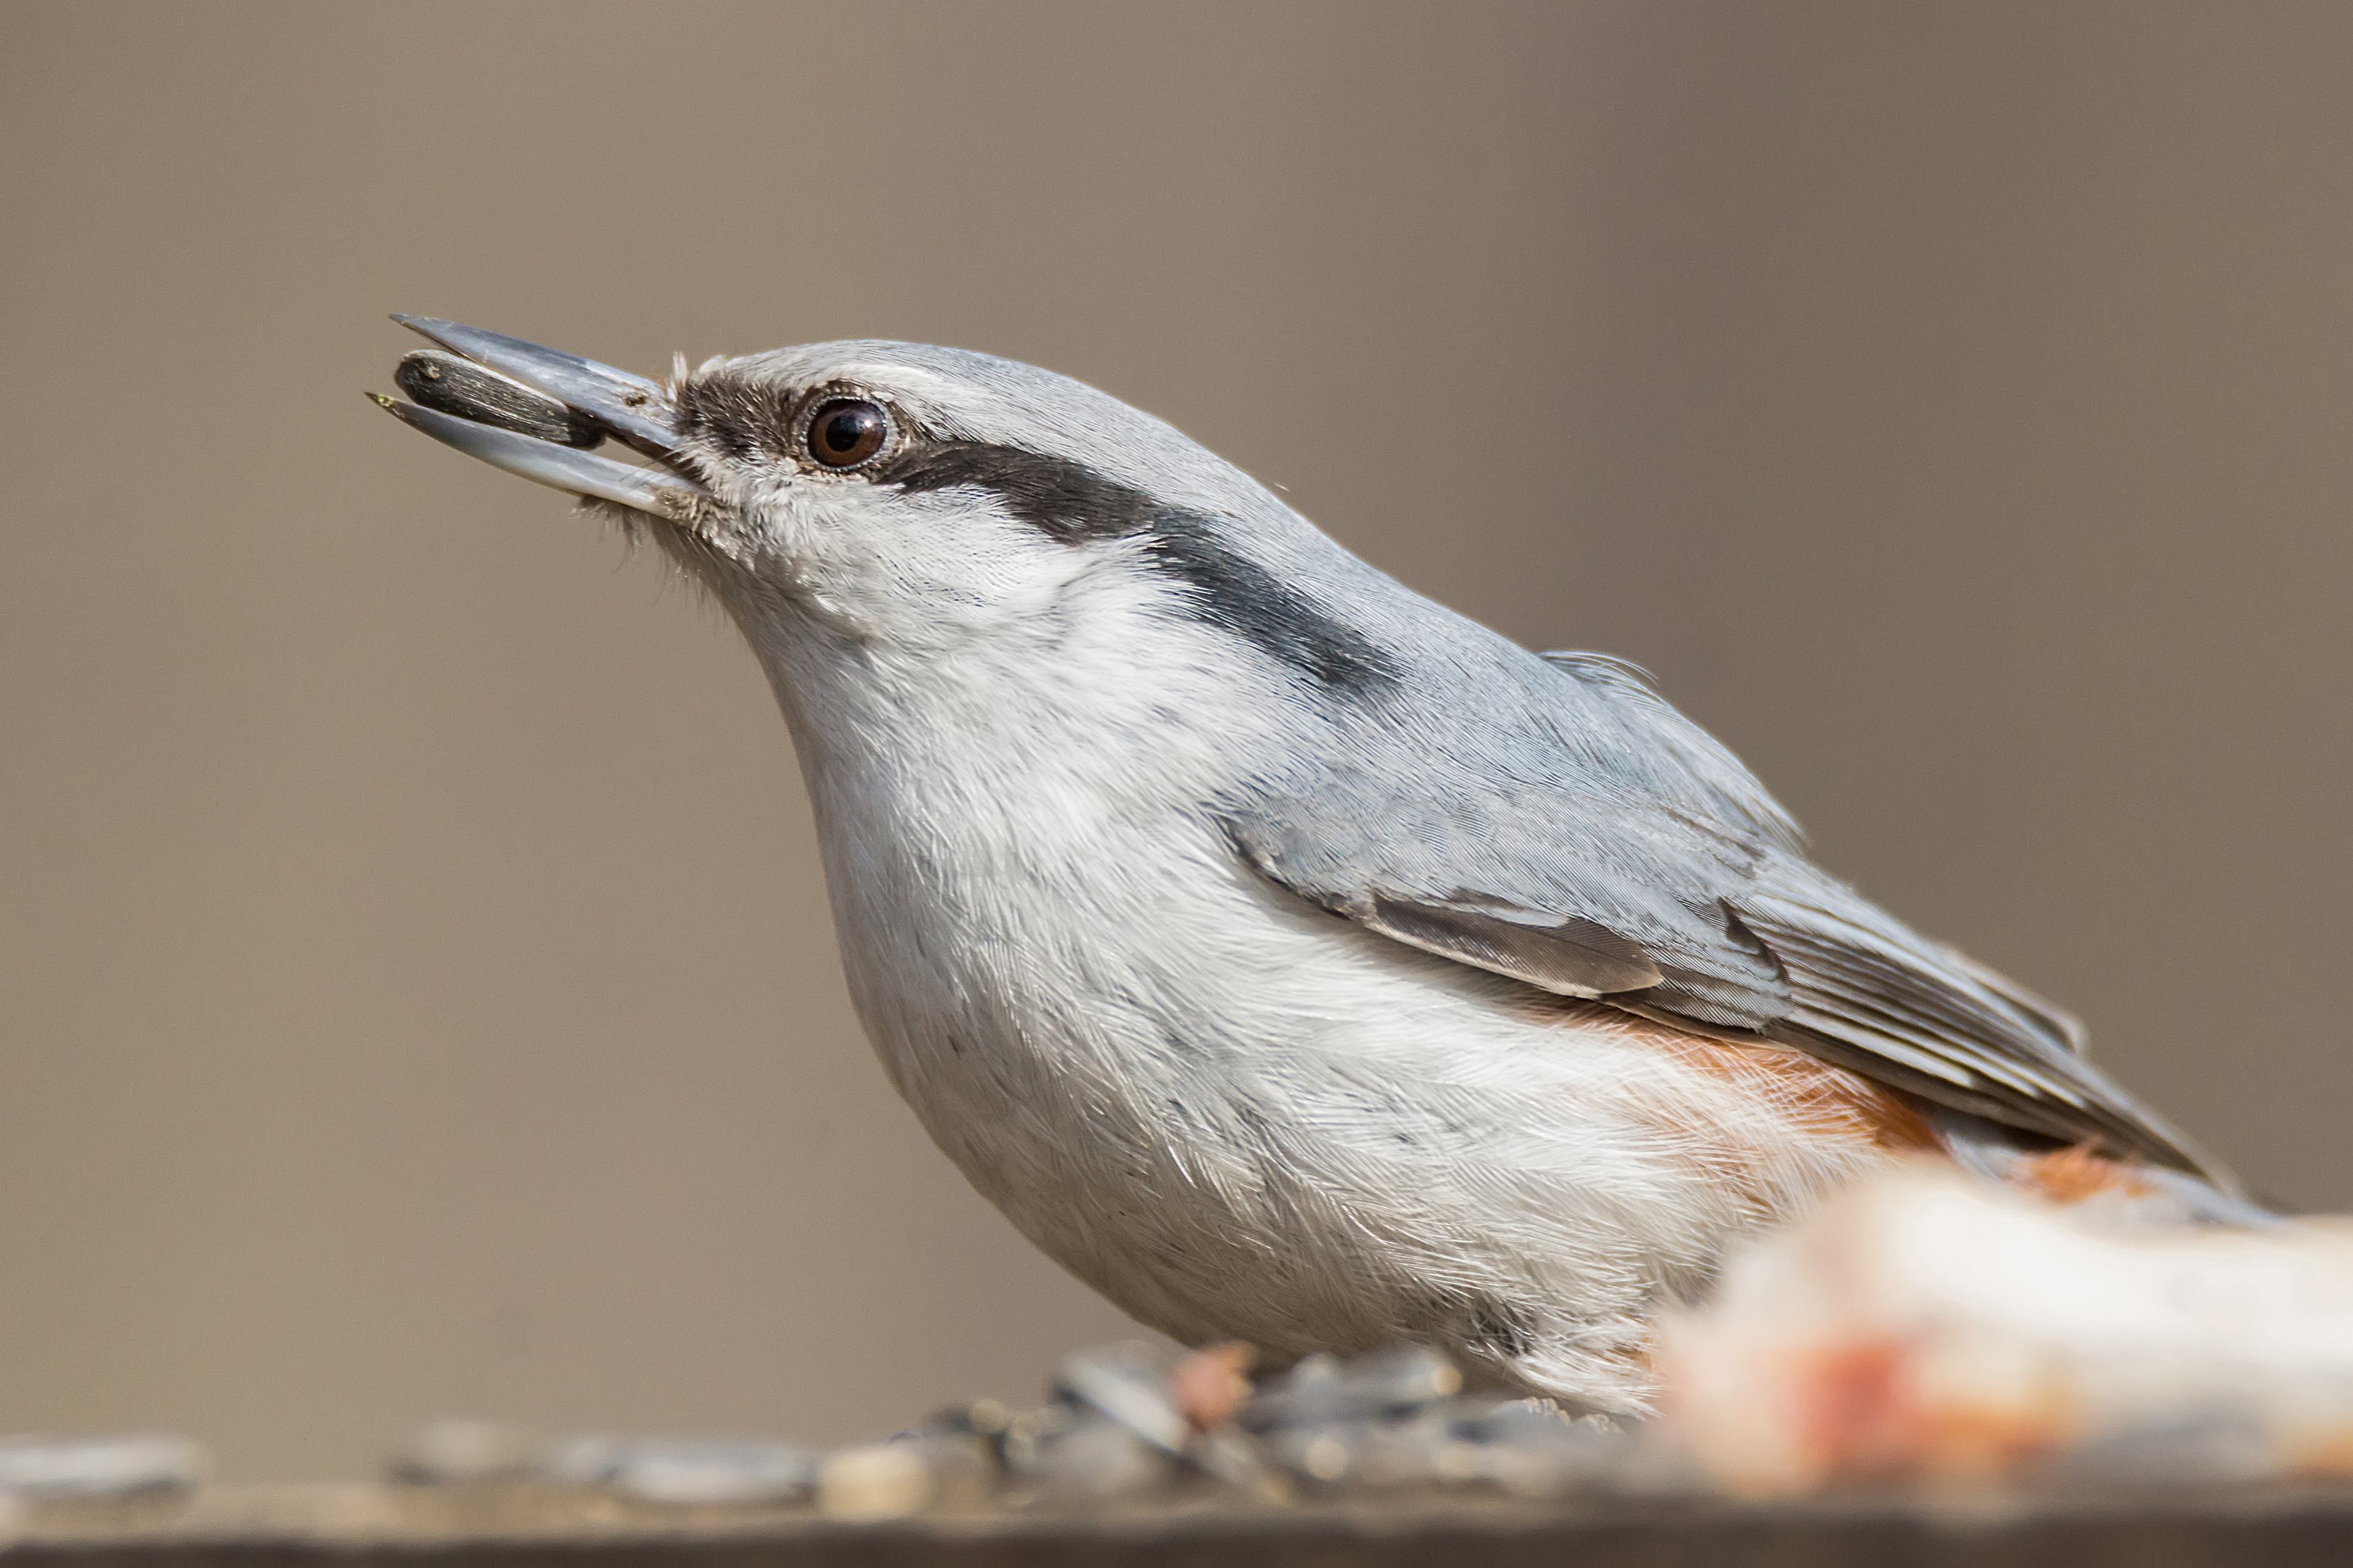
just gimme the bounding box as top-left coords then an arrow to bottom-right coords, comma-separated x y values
390,1342 -> 1629,1520
7,1335 -> 2353,1562
0,1436 -> 204,1500
1659,1163 -> 2353,1495
395,1422 -> 820,1506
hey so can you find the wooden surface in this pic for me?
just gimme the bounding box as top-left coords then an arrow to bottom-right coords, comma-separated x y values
5,1484 -> 2353,1567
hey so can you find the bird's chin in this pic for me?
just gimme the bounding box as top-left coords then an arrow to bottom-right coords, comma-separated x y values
370,317 -> 713,528
574,493 -> 754,583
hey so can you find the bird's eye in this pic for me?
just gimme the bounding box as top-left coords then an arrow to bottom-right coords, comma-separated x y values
805,399 -> 890,469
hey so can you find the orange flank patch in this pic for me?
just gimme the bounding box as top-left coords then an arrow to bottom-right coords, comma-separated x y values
1643,1029 -> 1942,1154
1536,997 -> 1939,1151
1517,998 -> 1942,1210
2010,1143 -> 2155,1205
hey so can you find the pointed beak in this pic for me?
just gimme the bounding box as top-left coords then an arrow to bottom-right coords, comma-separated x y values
370,317 -> 708,522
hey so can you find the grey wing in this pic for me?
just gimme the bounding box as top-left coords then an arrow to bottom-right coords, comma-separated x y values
1224,651 -> 2231,1188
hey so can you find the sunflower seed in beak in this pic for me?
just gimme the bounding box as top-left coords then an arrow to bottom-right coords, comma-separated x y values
395,350 -> 604,449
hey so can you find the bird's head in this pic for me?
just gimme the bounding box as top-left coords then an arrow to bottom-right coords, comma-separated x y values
375,320 -> 1406,711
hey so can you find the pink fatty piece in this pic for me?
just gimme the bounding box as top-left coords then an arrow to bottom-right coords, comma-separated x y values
1171,1342 -> 1259,1433
1655,1160 -> 2353,1496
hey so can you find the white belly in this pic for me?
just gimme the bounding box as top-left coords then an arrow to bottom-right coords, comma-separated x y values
818,787 -> 1892,1411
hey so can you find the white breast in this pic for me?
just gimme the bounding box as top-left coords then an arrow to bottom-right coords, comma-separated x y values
758,610 -> 1897,1411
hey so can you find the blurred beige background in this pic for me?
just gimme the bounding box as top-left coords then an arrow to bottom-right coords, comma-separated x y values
4,1 -> 2350,1481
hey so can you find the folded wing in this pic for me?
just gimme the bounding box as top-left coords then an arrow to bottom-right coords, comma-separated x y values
1222,651 -> 2231,1188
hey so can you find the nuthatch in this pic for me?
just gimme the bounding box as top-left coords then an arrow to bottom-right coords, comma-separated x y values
375,318 -> 2255,1412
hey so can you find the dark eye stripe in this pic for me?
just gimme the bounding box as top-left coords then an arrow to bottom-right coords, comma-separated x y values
873,440 -> 1398,696
875,441 -> 1156,543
